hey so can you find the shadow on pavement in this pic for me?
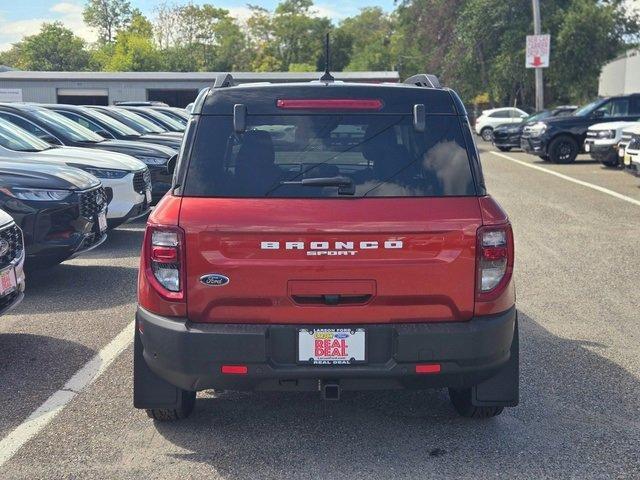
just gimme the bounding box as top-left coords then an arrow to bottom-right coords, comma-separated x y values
153,312 -> 640,479
82,227 -> 145,260
12,263 -> 138,314
0,334 -> 95,437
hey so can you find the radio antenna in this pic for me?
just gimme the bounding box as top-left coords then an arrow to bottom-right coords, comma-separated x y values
320,32 -> 334,82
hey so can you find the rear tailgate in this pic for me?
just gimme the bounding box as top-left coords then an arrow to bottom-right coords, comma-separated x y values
181,197 -> 481,324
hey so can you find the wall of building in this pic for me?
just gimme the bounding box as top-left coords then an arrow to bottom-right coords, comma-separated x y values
599,51 -> 640,96
0,71 -> 400,106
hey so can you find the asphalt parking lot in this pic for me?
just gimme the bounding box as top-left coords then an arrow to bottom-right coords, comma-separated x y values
1,144 -> 639,479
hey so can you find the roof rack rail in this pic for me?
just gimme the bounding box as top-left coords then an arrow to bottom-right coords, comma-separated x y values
403,74 -> 442,89
213,73 -> 234,88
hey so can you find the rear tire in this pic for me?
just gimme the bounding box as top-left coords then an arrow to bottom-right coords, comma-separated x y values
497,146 -> 511,152
146,390 -> 196,421
449,388 -> 504,418
480,128 -> 494,142
549,135 -> 578,164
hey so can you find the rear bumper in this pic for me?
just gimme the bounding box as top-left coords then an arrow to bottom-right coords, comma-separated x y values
136,306 -> 517,392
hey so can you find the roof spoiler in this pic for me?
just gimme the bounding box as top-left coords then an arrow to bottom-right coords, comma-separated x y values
213,73 -> 234,88
403,74 -> 442,89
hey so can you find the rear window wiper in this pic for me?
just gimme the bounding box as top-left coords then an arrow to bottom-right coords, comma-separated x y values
278,176 -> 355,195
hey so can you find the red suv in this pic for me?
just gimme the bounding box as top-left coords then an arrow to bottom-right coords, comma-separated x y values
134,74 -> 518,421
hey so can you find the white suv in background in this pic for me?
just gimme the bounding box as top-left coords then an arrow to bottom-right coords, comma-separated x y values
584,121 -> 638,167
475,107 -> 529,141
0,118 -> 152,228
619,124 -> 640,175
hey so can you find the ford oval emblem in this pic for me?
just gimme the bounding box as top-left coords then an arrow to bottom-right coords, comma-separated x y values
200,274 -> 230,286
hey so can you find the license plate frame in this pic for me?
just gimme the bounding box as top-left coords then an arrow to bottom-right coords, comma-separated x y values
0,266 -> 17,297
297,328 -> 367,365
584,143 -> 591,152
145,189 -> 152,204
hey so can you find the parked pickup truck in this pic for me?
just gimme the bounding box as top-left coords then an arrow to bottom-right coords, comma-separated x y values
134,73 -> 519,421
584,121 -> 638,167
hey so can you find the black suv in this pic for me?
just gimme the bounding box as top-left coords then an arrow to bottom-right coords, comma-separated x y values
0,160 -> 108,267
0,104 -> 176,201
492,106 -> 577,152
45,104 -> 182,150
521,95 -> 640,163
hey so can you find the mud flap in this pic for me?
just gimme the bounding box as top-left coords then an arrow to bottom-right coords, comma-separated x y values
133,326 -> 187,410
471,315 -> 519,407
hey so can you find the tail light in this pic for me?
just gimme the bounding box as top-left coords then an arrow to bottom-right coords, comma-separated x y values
144,225 -> 185,301
476,224 -> 514,301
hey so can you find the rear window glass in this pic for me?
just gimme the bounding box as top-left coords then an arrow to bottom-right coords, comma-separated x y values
183,114 -> 475,198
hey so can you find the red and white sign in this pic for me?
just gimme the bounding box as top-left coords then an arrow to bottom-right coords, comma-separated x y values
526,34 -> 550,68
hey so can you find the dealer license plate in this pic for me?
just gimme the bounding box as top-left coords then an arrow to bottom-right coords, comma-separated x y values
98,210 -> 107,232
584,143 -> 590,152
0,266 -> 17,296
146,189 -> 152,204
298,328 -> 366,365
619,147 -> 625,158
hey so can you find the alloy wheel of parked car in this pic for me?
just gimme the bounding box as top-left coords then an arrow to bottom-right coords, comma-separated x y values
481,128 -> 494,142
549,136 -> 578,164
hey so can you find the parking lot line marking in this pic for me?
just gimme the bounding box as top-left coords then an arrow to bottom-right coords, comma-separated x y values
490,151 -> 640,207
0,321 -> 134,468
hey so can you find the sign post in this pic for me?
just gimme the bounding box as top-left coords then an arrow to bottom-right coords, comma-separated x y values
528,0 -> 548,111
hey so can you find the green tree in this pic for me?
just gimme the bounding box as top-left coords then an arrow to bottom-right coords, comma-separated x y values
83,0 -> 133,43
9,22 -> 90,71
247,0 -> 330,71
337,7 -> 396,71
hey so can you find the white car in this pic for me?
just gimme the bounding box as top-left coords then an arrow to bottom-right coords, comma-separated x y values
618,124 -> 640,175
475,107 -> 529,141
0,117 -> 151,228
584,121 -> 638,167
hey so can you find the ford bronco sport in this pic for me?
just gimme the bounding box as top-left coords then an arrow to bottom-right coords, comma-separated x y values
134,73 -> 518,421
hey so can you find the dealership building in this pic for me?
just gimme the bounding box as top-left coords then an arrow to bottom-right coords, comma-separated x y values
0,71 -> 399,107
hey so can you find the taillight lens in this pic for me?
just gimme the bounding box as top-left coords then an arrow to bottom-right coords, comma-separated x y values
476,225 -> 513,300
144,225 -> 185,300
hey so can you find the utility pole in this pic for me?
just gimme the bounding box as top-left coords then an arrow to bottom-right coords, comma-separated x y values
532,0 -> 544,111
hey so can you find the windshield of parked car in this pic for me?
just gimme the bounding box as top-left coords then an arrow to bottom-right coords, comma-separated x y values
82,108 -> 140,137
525,111 -> 552,123
111,108 -> 166,134
156,108 -> 188,125
574,99 -> 603,117
184,114 -> 476,198
35,108 -> 105,143
0,117 -> 53,152
139,109 -> 185,131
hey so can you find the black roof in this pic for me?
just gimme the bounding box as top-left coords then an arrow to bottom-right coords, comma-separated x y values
196,81 -> 466,116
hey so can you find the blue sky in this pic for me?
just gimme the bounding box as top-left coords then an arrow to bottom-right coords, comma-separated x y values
0,1 -> 396,51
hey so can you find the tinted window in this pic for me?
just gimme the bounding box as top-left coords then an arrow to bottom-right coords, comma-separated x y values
630,96 -> 640,115
595,99 -> 630,118
0,117 -> 52,151
0,112 -> 54,140
184,115 -> 475,198
56,111 -> 109,136
490,111 -> 510,118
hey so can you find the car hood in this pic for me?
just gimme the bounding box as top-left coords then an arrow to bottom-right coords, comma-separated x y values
621,124 -> 640,135
0,158 -> 101,191
0,208 -> 14,227
589,121 -> 638,132
79,139 -> 177,159
36,146 -> 147,171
